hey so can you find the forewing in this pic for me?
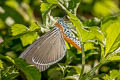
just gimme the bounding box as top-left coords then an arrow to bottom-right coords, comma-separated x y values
19,27 -> 66,71
19,27 -> 59,58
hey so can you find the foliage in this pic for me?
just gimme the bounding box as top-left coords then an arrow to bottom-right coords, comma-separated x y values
0,0 -> 120,80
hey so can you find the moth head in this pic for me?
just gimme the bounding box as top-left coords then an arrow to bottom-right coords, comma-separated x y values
57,18 -> 64,25
57,18 -> 69,28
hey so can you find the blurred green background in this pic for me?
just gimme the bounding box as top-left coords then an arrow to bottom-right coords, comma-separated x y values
0,0 -> 120,80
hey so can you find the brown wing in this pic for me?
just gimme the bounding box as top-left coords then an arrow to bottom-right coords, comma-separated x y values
19,27 -> 66,71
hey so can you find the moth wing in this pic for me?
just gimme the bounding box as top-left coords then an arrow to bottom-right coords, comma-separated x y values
19,27 -> 66,71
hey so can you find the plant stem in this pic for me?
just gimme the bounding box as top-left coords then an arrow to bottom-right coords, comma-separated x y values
79,43 -> 85,79
81,61 -> 104,80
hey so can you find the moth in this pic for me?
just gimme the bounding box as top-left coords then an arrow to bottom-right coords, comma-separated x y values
19,18 -> 81,72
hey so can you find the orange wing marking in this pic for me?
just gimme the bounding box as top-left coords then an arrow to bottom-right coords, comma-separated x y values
56,23 -> 81,50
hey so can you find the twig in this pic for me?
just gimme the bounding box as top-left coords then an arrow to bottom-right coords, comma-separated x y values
79,43 -> 85,79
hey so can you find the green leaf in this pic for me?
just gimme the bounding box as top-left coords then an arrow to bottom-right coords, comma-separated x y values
79,28 -> 95,42
29,22 -> 40,31
90,26 -> 104,43
66,11 -> 94,42
66,11 -> 83,29
84,42 -> 97,51
5,0 -> 20,10
65,76 -> 77,80
20,32 -> 39,46
102,74 -> 112,80
101,18 -> 120,56
14,58 -> 41,80
47,0 -> 58,4
107,56 -> 120,61
100,43 -> 105,57
101,19 -> 116,36
68,0 -> 80,9
72,66 -> 81,74
110,70 -> 120,79
5,56 -> 15,64
65,50 -> 76,65
0,60 -> 3,69
40,3 -> 55,24
0,54 -> 14,63
5,51 -> 17,58
40,3 -> 52,13
93,1 -> 119,17
47,68 -> 62,80
11,24 -> 27,36
102,69 -> 120,80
